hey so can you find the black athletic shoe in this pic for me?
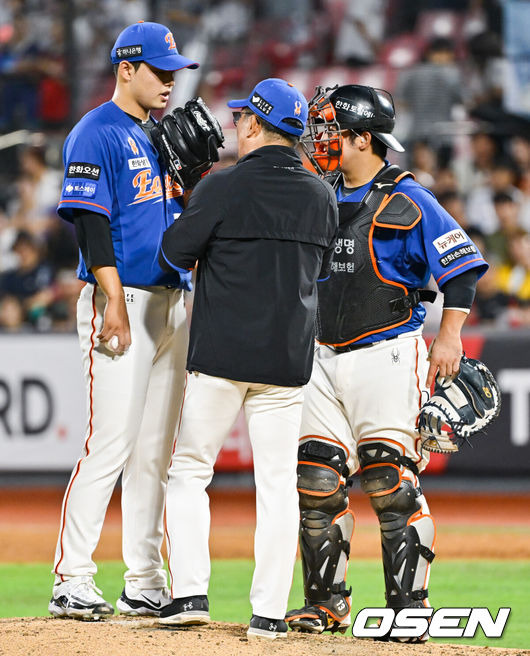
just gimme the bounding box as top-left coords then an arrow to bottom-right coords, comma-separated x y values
158,595 -> 210,626
247,614 -> 288,639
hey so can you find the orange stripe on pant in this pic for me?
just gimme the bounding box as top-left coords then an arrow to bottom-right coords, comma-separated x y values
54,285 -> 98,580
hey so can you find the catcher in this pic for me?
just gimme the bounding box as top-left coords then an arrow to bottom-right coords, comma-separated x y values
285,84 -> 494,640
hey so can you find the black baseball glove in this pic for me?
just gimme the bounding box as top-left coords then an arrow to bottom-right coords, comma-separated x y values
152,97 -> 224,189
418,355 -> 501,454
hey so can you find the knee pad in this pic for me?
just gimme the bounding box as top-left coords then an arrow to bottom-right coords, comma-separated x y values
296,438 -> 354,606
298,437 -> 350,513
359,441 -> 435,610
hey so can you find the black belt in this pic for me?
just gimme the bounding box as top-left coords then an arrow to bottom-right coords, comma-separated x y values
330,335 -> 399,354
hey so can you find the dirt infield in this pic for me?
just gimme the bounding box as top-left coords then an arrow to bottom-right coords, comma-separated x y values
0,617 -> 528,656
1,487 -> 529,562
1,487 -> 529,655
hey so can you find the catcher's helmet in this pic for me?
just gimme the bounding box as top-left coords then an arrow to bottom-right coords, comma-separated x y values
329,85 -> 404,153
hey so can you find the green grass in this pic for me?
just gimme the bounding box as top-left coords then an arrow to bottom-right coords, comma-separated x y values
1,560 -> 528,649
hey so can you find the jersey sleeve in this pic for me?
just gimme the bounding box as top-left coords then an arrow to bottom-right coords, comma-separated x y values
411,185 -> 489,288
57,127 -> 113,222
160,173 -> 224,271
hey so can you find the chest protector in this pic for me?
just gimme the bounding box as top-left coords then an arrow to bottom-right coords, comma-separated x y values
317,165 -> 435,347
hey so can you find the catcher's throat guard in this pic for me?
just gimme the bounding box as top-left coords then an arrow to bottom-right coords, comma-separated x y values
418,355 -> 501,454
301,85 -> 344,176
152,96 -> 225,189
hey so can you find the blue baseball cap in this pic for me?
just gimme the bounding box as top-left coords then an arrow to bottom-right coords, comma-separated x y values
111,21 -> 199,71
227,78 -> 308,136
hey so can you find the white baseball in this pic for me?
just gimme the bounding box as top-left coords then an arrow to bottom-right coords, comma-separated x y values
107,335 -> 119,352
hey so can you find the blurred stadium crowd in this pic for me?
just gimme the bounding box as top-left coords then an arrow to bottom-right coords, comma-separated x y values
1,0 -> 530,333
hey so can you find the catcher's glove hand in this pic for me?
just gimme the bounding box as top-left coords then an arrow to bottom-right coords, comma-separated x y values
152,97 -> 224,189
418,355 -> 501,454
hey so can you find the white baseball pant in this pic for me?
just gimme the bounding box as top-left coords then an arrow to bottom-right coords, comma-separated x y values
165,372 -> 303,619
302,328 -> 430,475
53,283 -> 188,589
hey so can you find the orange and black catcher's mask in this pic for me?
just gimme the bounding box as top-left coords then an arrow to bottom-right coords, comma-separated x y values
301,84 -> 404,176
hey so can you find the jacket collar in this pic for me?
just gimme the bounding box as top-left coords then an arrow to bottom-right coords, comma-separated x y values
237,144 -> 302,165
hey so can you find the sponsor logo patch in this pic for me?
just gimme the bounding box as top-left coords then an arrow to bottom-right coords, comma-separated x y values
67,162 -> 101,180
440,244 -> 477,267
250,93 -> 273,116
128,157 -> 150,170
116,45 -> 142,59
335,97 -> 375,118
433,229 -> 469,254
64,181 -> 97,198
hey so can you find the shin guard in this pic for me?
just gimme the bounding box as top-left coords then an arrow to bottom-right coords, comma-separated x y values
359,442 -> 435,612
286,437 -> 354,633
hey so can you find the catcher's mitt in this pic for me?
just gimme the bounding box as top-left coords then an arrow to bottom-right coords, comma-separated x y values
418,355 -> 501,454
152,96 -> 224,189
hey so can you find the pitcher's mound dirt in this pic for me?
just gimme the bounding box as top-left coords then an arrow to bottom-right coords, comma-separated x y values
0,617 -> 527,656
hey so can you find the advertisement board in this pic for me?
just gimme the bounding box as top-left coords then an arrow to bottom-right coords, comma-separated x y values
1,333 -> 529,474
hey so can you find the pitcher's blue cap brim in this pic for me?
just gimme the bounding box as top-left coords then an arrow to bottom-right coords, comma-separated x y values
143,52 -> 199,71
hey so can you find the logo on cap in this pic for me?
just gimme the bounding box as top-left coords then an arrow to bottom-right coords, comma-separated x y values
165,32 -> 176,51
294,100 -> 302,116
116,45 -> 143,59
251,93 -> 273,116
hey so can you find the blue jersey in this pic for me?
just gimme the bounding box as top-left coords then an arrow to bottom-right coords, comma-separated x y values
57,101 -> 184,286
336,169 -> 488,344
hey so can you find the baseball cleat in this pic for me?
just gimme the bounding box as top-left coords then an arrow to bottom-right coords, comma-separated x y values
48,576 -> 114,620
116,583 -> 171,616
247,614 -> 288,639
158,595 -> 210,626
286,597 -> 351,634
